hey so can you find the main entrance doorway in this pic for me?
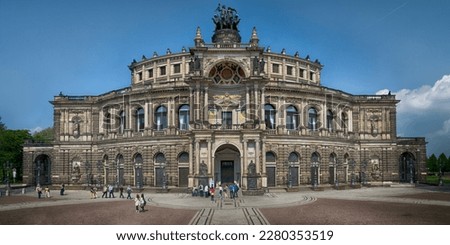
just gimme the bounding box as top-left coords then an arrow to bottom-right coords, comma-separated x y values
221,161 -> 234,184
214,144 -> 241,185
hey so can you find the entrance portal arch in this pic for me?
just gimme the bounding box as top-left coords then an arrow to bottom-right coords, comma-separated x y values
214,144 -> 241,186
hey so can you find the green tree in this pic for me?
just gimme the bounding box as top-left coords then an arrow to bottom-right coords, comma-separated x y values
0,116 -> 5,131
32,127 -> 54,143
437,153 -> 448,174
0,125 -> 32,183
427,154 -> 438,172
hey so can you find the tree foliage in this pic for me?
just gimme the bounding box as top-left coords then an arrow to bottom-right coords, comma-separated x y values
0,120 -> 32,183
32,127 -> 54,143
427,154 -> 438,172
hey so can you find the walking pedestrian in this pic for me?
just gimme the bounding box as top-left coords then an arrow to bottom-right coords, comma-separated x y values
36,185 -> 42,199
134,194 -> 141,213
60,184 -> 65,195
44,186 -> 51,198
209,185 -> 215,203
119,186 -> 125,198
101,185 -> 108,198
140,193 -> 147,212
108,184 -> 115,198
126,185 -> 132,199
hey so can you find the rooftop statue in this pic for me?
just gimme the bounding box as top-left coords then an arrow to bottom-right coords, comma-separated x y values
212,4 -> 240,31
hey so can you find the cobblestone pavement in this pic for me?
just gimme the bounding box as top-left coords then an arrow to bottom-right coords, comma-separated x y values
0,184 -> 449,225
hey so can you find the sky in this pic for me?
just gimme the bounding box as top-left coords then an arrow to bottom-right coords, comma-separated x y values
0,0 -> 449,156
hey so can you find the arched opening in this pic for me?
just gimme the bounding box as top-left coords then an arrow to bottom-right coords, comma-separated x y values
214,144 -> 241,186
266,151 -> 277,187
134,153 -> 143,188
178,152 -> 189,187
399,152 -> 416,183
311,152 -> 320,187
34,154 -> 51,186
154,153 -> 167,187
288,152 -> 300,186
115,154 -> 125,187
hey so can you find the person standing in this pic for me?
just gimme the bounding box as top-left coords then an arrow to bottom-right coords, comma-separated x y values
36,185 -> 42,199
134,194 -> 141,213
60,184 -> 65,195
44,186 -> 51,198
108,184 -> 115,198
119,186 -> 125,198
101,185 -> 108,198
209,185 -> 215,203
140,193 -> 147,212
126,185 -> 132,199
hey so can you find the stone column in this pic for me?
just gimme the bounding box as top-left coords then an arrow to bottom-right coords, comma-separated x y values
261,88 -> 265,129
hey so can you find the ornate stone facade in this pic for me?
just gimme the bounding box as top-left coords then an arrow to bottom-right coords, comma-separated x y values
23,5 -> 427,190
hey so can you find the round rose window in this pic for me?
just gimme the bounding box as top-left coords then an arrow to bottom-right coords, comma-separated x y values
209,62 -> 245,85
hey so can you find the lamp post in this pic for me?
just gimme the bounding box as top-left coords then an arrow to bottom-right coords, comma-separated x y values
162,163 -> 166,190
287,161 -> 292,189
409,158 -> 414,185
350,159 -> 355,187
311,162 -> 319,190
96,160 -> 102,186
334,160 -> 340,189
36,160 -> 42,186
361,160 -> 367,186
85,161 -> 91,186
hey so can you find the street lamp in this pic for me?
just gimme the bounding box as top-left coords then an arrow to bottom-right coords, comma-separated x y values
311,162 -> 319,189
409,158 -> 414,185
36,160 -> 41,186
350,159 -> 356,187
287,161 -> 292,189
96,160 -> 103,186
361,160 -> 367,186
85,161 -> 91,186
162,164 -> 166,190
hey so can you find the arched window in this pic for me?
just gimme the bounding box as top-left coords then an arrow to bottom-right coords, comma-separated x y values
155,153 -> 166,163
134,153 -> 143,164
178,152 -> 189,163
179,105 -> 190,130
311,152 -> 320,163
264,104 -> 276,129
136,108 -> 145,132
288,152 -> 299,162
308,107 -> 318,131
286,105 -> 298,130
266,152 -> 276,162
119,110 -> 126,134
104,112 -> 111,133
327,110 -> 334,132
155,106 -> 168,130
341,112 -> 348,133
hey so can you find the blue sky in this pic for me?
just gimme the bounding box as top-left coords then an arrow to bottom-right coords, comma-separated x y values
1,0 -> 449,156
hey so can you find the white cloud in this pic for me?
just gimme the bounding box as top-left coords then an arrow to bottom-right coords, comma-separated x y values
437,118 -> 450,136
30,126 -> 43,134
377,75 -> 450,114
377,75 -> 450,155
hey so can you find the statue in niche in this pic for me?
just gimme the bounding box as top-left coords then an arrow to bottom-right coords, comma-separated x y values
71,161 -> 81,183
370,159 -> 381,180
253,56 -> 259,73
248,161 -> 256,176
71,116 -> 82,139
369,115 -> 379,136
199,161 -> 207,176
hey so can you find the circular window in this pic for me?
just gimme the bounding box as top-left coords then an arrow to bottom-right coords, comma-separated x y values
209,62 -> 245,85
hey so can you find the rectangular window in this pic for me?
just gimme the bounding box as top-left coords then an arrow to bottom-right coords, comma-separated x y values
299,68 -> 305,78
310,71 -> 314,81
137,72 -> 143,81
148,69 -> 153,78
272,64 -> 280,73
287,66 -> 293,76
173,64 -> 181,74
222,111 -> 232,129
160,66 -> 166,76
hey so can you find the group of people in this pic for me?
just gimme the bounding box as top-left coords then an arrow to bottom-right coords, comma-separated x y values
35,185 -> 51,198
192,182 -> 240,202
134,193 -> 147,213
